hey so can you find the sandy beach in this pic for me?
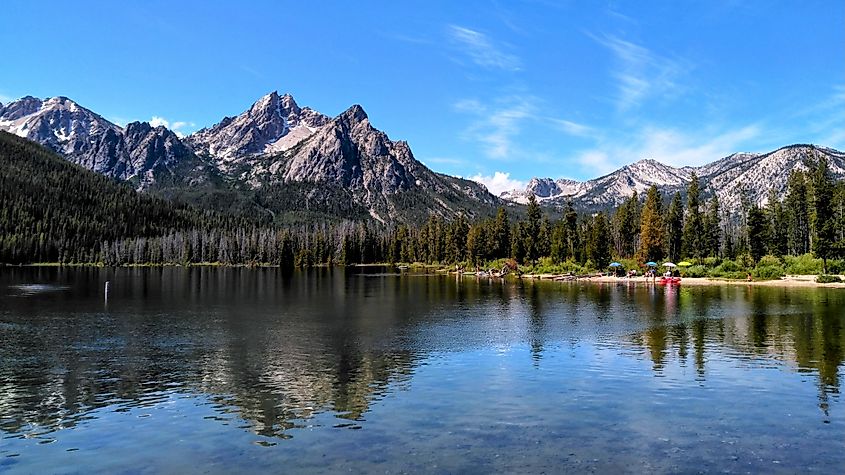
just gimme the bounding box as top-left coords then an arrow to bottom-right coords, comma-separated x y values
518,273 -> 845,288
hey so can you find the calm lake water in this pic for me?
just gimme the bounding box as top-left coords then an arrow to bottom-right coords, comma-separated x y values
0,267 -> 843,474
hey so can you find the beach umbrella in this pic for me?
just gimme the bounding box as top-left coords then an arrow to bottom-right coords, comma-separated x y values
645,261 -> 657,267
609,262 -> 623,267
678,261 -> 693,266
663,262 -> 677,267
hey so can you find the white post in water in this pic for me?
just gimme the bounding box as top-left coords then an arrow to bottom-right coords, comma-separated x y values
104,281 -> 110,303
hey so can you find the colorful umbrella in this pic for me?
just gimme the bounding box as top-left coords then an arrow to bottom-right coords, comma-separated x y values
609,262 -> 623,267
645,261 -> 657,266
678,261 -> 693,266
663,262 -> 677,267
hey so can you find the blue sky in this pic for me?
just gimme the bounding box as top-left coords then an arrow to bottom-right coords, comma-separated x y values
2,0 -> 843,193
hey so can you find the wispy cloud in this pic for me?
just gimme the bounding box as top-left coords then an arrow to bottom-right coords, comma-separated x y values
790,84 -> 845,150
448,25 -> 521,71
455,95 -> 536,159
575,123 -> 761,176
468,171 -> 526,195
455,95 -> 593,160
150,116 -> 195,138
590,33 -> 689,111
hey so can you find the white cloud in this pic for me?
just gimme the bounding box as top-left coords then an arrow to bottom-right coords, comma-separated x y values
448,25 -> 521,71
575,123 -> 762,176
149,116 -> 195,137
455,95 -> 537,159
591,33 -> 689,111
454,95 -> 593,160
150,116 -> 170,128
469,171 -> 526,195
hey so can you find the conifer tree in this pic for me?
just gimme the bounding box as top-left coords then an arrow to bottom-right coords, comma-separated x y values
765,188 -> 788,256
785,170 -> 810,255
493,207 -> 510,259
564,200 -> 578,261
613,191 -> 640,258
664,192 -> 684,262
809,154 -> 835,273
681,173 -> 704,258
638,185 -> 664,262
588,212 -> 611,269
747,205 -> 768,263
703,195 -> 721,257
524,194 -> 542,262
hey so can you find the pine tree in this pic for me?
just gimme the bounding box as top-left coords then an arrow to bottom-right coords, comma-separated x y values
524,194 -> 542,262
613,191 -> 640,258
681,173 -> 704,258
564,200 -> 579,261
765,188 -> 788,256
638,185 -> 664,262
588,212 -> 611,269
664,192 -> 684,262
703,195 -> 721,257
493,207 -> 510,259
809,154 -> 835,273
785,170 -> 810,255
747,205 -> 768,263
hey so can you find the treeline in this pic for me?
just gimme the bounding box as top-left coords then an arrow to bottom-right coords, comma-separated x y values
0,132 -> 253,263
2,131 -> 843,272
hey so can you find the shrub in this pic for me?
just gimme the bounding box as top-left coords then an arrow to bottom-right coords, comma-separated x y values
711,259 -> 743,276
703,257 -> 722,267
783,253 -> 825,275
738,253 -> 755,269
827,260 -> 845,274
816,274 -> 843,284
683,265 -> 707,278
757,255 -> 782,267
753,264 -> 785,280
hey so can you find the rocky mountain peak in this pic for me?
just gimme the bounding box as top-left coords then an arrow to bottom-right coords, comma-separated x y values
338,104 -> 369,124
187,91 -> 330,162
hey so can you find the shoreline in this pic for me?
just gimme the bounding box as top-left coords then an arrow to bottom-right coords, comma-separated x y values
518,273 -> 845,288
4,263 -> 843,288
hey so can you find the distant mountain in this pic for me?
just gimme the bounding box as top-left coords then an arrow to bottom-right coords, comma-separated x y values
502,145 -> 845,214
186,91 -> 330,164
0,92 -> 501,225
0,96 -> 212,189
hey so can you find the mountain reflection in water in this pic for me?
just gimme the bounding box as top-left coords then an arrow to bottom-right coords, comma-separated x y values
0,267 -> 842,472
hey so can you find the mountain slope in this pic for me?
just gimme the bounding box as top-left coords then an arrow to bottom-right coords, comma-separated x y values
232,104 -> 499,224
0,131 -> 237,263
187,91 -> 330,164
1,92 -> 502,225
504,145 -> 845,213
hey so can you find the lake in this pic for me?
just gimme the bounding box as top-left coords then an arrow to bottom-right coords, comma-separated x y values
0,267 -> 843,473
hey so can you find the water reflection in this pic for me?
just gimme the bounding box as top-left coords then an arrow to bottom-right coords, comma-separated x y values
0,268 -> 843,457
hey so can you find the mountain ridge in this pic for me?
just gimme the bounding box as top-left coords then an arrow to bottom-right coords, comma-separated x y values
0,92 -> 500,225
502,144 -> 845,214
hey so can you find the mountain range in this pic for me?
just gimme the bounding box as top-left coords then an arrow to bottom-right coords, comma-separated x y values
502,146 -> 845,214
2,92 -> 843,223
0,92 -> 498,224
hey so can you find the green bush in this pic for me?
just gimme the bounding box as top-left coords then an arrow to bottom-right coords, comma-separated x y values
757,255 -> 782,267
753,264 -> 785,280
683,265 -> 707,277
703,257 -> 722,267
827,260 -> 845,274
783,253 -> 825,275
816,274 -> 843,284
711,259 -> 743,276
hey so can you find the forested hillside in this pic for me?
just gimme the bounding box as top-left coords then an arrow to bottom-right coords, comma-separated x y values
2,131 -> 843,276
0,132 -> 248,263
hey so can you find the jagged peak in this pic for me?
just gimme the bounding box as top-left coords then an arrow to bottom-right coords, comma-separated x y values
338,104 -> 368,123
